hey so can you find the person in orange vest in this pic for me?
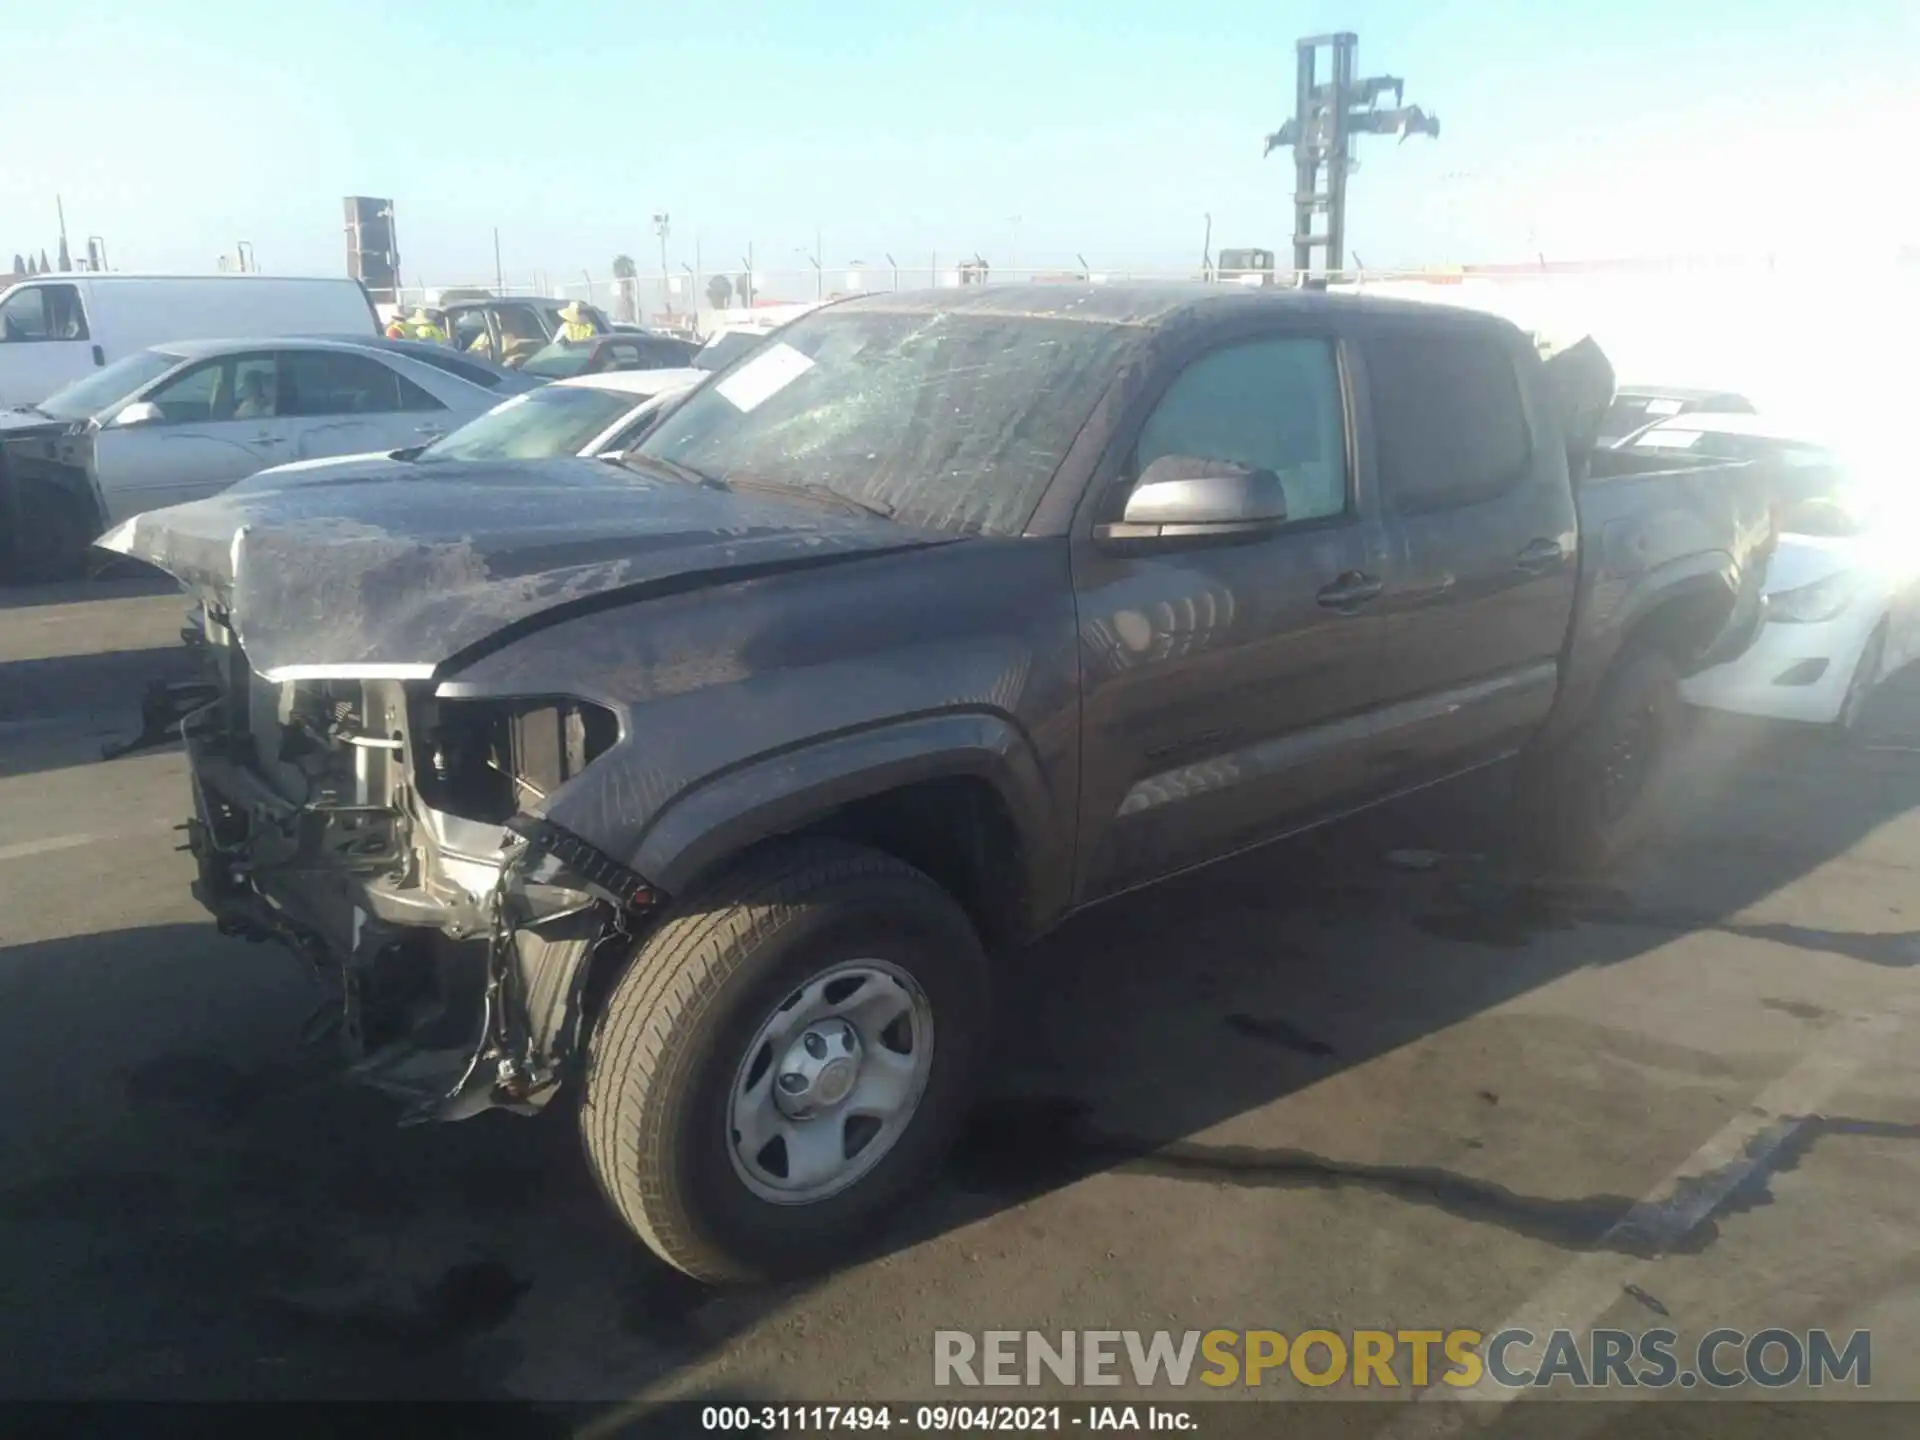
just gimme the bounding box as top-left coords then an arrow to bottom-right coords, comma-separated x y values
384,305 -> 410,340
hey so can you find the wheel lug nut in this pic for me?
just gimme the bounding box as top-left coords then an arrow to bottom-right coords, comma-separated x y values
804,1031 -> 828,1059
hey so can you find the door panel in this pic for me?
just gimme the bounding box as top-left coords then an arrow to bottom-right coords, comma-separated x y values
95,420 -> 280,521
1362,324 -> 1579,779
1071,333 -> 1395,901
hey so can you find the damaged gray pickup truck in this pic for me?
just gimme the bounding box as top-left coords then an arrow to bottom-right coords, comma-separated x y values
100,285 -> 1773,1282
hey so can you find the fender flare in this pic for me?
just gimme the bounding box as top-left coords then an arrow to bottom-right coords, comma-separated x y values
1546,551 -> 1741,750
1608,555 -> 1745,670
629,710 -> 1071,936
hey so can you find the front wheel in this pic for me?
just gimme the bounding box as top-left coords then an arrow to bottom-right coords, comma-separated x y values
579,838 -> 990,1283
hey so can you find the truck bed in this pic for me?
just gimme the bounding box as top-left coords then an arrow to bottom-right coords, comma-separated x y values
1547,446 -> 1776,745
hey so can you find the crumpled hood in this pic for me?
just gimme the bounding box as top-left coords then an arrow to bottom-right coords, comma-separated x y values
96,455 -> 956,681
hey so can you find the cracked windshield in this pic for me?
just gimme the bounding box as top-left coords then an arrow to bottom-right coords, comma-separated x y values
0,1 -> 1914,1434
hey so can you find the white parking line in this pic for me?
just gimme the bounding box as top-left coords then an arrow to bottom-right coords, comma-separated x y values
0,824 -> 173,864
1381,1008 -> 1905,1438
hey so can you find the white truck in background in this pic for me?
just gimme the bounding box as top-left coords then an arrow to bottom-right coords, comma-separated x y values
0,273 -> 380,409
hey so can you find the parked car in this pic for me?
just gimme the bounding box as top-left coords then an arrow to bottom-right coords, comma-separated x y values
0,273 -> 380,409
102,285 -> 1773,1283
518,332 -> 700,380
1598,384 -> 1757,444
1,336 -> 507,580
229,367 -> 704,490
1613,411 -> 1916,728
441,297 -> 615,367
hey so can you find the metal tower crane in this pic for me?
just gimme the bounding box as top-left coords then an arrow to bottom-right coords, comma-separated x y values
1262,32 -> 1440,278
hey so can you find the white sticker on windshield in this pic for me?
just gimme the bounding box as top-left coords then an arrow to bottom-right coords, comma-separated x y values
1642,398 -> 1686,416
715,341 -> 814,413
1638,428 -> 1703,448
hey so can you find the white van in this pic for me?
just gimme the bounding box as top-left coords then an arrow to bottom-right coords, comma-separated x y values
0,273 -> 379,409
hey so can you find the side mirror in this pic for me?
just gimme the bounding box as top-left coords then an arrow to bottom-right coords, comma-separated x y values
109,400 -> 164,428
1095,455 -> 1289,548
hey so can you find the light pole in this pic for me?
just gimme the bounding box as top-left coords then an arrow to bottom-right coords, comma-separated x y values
652,213 -> 671,315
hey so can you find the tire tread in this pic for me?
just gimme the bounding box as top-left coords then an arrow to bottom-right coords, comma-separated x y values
580,839 -> 966,1282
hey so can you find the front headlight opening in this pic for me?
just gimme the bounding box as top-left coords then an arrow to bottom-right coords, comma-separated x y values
415,696 -> 620,824
1768,572 -> 1855,625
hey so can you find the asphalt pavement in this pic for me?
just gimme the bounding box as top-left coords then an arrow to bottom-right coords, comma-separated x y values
1,575 -> 1915,1429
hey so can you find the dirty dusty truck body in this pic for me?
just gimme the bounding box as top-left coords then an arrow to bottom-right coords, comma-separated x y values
101,286 -> 1773,1281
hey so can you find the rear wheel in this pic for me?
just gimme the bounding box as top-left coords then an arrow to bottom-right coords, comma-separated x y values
579,838 -> 990,1283
1520,645 -> 1685,874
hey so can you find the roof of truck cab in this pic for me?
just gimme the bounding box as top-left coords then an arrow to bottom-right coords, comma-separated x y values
822,282 -> 1525,331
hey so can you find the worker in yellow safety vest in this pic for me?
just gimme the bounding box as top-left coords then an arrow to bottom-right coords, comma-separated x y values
384,308 -> 410,340
407,308 -> 448,343
553,301 -> 598,343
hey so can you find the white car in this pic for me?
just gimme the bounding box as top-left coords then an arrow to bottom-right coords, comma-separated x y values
234,366 -> 705,491
1616,412 -> 1920,729
6,336 -> 516,580
0,271 -> 380,408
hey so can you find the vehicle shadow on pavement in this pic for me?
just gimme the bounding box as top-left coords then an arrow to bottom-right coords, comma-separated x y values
866,672 -> 1920,1286
2,681 -> 1918,1403
0,568 -> 176,613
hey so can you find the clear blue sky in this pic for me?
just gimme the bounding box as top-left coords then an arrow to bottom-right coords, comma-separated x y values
2,0 -> 1914,287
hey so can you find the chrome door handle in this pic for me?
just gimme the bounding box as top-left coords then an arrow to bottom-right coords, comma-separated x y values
1316,572 -> 1385,611
252,435 -> 285,445
1516,538 -> 1565,573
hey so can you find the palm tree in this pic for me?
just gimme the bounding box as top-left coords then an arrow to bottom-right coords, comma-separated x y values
611,253 -> 638,323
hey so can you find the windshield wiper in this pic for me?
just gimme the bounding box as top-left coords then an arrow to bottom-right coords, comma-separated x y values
720,475 -> 896,520
617,451 -> 723,489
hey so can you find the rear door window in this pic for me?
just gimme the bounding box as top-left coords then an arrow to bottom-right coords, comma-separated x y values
278,350 -> 444,415
1364,327 -> 1532,513
279,350 -> 403,415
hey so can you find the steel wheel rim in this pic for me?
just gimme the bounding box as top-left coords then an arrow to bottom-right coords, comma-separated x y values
726,959 -> 936,1205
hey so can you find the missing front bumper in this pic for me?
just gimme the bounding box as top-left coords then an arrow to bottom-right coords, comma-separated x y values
182,721 -> 663,1122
